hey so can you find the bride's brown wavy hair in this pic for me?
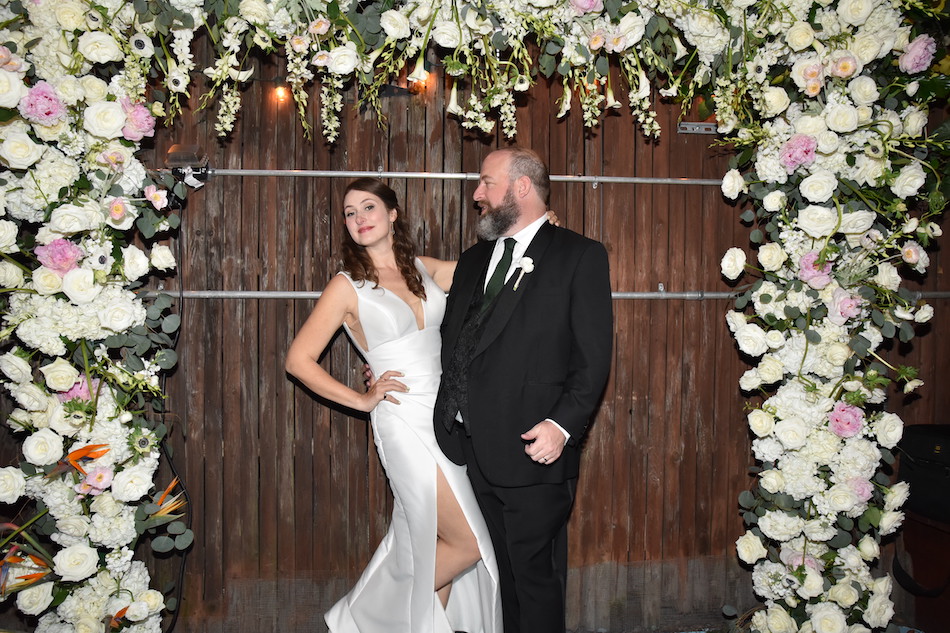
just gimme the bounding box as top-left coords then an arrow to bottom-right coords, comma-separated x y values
341,178 -> 426,300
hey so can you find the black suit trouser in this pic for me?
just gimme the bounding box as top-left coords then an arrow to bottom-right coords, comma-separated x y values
461,434 -> 576,633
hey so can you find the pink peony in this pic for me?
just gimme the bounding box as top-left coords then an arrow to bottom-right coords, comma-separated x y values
828,401 -> 865,438
570,0 -> 603,13
899,35 -> 936,75
120,97 -> 156,142
57,376 -> 99,403
827,288 -> 862,325
35,238 -> 83,276
780,134 -> 817,173
848,477 -> 874,503
18,81 -> 67,125
797,251 -> 832,289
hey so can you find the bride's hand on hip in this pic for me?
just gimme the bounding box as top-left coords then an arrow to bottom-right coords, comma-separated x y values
359,370 -> 407,410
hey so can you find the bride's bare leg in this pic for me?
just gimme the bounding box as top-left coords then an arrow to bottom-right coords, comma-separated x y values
435,466 -> 480,607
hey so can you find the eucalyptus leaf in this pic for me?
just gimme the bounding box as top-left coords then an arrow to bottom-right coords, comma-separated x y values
151,535 -> 175,553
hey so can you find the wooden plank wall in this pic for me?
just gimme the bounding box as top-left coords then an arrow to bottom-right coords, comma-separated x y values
1,40 -> 947,632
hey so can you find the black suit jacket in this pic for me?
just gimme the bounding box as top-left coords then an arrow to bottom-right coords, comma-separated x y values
435,222 -> 613,487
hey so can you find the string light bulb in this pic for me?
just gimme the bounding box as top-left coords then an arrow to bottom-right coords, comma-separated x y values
274,78 -> 290,103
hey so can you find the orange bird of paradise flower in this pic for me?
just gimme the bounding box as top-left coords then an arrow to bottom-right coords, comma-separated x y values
46,444 -> 111,479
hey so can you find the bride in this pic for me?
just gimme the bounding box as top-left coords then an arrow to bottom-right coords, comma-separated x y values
285,177 -> 501,633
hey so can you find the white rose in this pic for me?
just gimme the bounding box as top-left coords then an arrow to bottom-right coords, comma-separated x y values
739,368 -> 762,392
121,244 -> 151,280
39,358 -> 80,392
828,579 -> 861,607
757,355 -> 785,385
380,10 -> 411,40
720,247 -> 746,279
0,260 -> 25,288
112,464 -> 154,502
736,531 -> 768,564
797,567 -> 824,599
839,210 -> 876,236
760,86 -> 791,117
431,19 -> 462,48
903,108 -> 928,137
799,169 -> 838,203
721,169 -> 746,200
848,76 -> 879,106
762,190 -> 787,212
80,76 -> 109,102
90,491 -> 121,517
735,323 -> 769,357
238,0 -> 273,25
31,266 -> 64,295
0,220 -> 17,254
53,543 -> 100,582
99,297 -> 139,332
748,409 -> 775,437
49,202 -> 101,234
795,114 -> 827,136
759,469 -> 784,493
150,244 -> 177,271
757,242 -> 787,271
872,262 -> 901,291
774,417 -> 809,449
857,535 -> 880,561
824,342 -> 852,366
914,304 -> 934,323
327,44 -> 360,76
13,382 -> 48,411
0,466 -> 26,503
0,131 -> 45,170
617,11 -> 646,45
873,412 -> 903,449
816,130 -> 840,154
0,350 -> 32,383
890,162 -> 926,199
56,515 -> 90,538
885,481 -> 910,511
83,100 -> 125,138
0,68 -> 28,108
54,1 -> 87,30
125,601 -> 150,622
77,32 -> 123,64
838,0 -> 874,25
766,605 -> 797,633
825,103 -> 859,133
852,34 -> 884,64
62,268 -> 102,304
16,581 -> 54,616
138,589 -> 165,614
798,205 -> 838,238
22,428 -> 64,466
809,602 -> 847,633
786,21 -> 815,51
765,330 -> 786,350
862,593 -> 894,628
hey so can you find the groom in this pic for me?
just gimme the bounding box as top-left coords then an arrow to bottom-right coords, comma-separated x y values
435,147 -> 613,633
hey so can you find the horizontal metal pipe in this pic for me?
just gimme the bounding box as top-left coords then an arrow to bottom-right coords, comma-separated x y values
146,289 -> 950,300
200,168 -> 722,187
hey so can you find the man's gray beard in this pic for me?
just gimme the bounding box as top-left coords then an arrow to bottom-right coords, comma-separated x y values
476,191 -> 519,241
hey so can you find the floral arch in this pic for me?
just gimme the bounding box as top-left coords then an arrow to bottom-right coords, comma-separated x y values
0,0 -> 947,631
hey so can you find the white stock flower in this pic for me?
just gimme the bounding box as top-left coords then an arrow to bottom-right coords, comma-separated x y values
83,101 -> 126,139
0,466 -> 26,503
77,32 -> 123,64
0,131 -> 45,170
720,247 -> 746,279
799,169 -> 837,203
40,358 -> 80,391
736,531 -> 768,564
61,268 -> 103,304
150,244 -> 177,270
16,581 -> 54,615
22,428 -> 64,465
53,543 -> 100,582
798,205 -> 838,238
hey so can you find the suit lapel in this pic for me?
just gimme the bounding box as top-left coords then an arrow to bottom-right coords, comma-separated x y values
474,222 -> 556,357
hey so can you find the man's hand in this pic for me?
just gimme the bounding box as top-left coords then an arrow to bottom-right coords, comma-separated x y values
522,420 -> 566,465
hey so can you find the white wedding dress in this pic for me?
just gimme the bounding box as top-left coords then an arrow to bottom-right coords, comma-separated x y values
325,259 -> 501,633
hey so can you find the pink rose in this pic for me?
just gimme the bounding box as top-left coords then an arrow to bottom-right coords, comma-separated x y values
18,80 -> 67,125
120,97 -> 155,142
827,288 -> 862,325
797,251 -> 832,289
144,184 -> 168,210
848,477 -> 874,503
0,45 -> 24,72
899,35 -> 936,75
570,0 -> 603,13
828,401 -> 864,438
57,376 -> 99,403
35,238 -> 83,276
780,134 -> 817,173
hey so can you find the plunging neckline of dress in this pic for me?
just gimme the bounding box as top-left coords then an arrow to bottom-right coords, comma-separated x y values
377,284 -> 426,332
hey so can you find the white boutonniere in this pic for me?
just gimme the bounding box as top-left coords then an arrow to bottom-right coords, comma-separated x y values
513,257 -> 534,290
